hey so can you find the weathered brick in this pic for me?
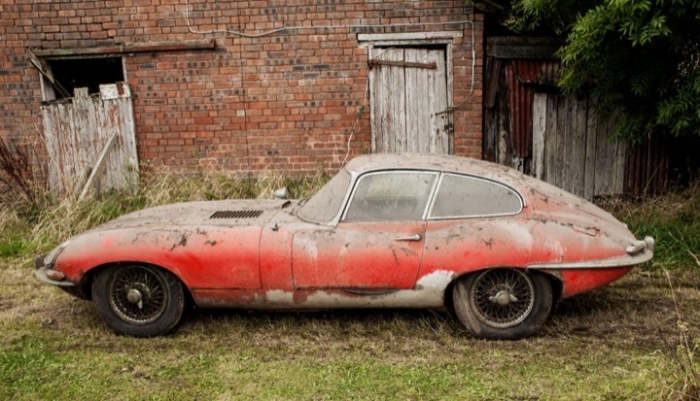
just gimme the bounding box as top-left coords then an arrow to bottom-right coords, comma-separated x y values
1,0 -> 482,175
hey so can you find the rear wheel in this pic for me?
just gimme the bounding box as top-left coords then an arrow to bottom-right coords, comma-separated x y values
453,268 -> 552,340
92,264 -> 185,337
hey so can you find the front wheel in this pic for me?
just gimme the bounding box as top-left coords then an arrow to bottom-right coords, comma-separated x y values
452,268 -> 552,340
92,264 -> 185,337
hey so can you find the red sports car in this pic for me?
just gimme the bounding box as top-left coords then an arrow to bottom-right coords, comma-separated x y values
36,154 -> 654,340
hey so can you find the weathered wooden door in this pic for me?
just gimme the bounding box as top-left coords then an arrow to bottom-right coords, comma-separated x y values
369,47 -> 450,153
532,93 -> 627,199
42,82 -> 139,197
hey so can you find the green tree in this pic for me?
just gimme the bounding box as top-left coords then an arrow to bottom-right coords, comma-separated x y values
486,0 -> 700,143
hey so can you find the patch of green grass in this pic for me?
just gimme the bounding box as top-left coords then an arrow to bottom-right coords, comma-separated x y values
0,236 -> 26,257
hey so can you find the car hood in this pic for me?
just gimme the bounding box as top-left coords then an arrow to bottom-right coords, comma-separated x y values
91,199 -> 294,231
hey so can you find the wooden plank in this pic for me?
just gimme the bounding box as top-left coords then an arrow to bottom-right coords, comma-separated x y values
369,47 -> 381,152
544,94 -> 558,185
554,96 -> 569,189
405,49 -> 421,153
383,48 -> 402,152
612,138 -> 627,194
368,59 -> 437,70
569,98 -> 587,196
416,49 -> 431,153
594,111 -> 614,195
117,91 -> 140,188
583,98 -> 597,200
391,49 -> 406,152
531,93 -> 546,180
430,49 -> 449,154
78,133 -> 118,200
27,50 -> 70,98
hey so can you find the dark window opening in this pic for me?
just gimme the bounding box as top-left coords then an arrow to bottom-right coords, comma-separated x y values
47,57 -> 124,100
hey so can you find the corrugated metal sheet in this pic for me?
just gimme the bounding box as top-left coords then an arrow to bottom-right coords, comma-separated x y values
506,60 -> 560,158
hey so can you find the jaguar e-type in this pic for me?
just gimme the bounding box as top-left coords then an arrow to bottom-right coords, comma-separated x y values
35,154 -> 654,340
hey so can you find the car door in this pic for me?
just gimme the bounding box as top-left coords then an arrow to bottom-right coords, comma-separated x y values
292,171 -> 438,290
419,173 -> 526,274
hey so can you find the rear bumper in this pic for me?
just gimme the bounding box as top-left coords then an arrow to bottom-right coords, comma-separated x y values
527,236 -> 654,270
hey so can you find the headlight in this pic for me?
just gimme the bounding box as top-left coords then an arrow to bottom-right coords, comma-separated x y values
44,239 -> 72,267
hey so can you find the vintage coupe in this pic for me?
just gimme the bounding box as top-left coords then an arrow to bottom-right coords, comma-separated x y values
36,154 -> 654,340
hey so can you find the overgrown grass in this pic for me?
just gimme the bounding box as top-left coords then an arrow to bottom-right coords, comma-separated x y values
2,172 -> 700,400
0,168 -> 329,267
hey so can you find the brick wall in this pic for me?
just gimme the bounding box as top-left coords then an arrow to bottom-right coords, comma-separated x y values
0,0 -> 483,174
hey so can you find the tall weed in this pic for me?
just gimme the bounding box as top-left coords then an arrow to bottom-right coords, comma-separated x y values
1,167 -> 328,266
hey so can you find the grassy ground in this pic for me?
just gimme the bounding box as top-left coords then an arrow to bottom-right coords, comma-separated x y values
1,171 -> 699,400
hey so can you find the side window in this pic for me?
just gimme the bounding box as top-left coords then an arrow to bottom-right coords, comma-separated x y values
343,172 -> 437,222
429,174 -> 523,219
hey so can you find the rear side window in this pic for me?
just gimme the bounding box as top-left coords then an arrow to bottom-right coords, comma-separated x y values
429,174 -> 523,219
343,171 -> 437,222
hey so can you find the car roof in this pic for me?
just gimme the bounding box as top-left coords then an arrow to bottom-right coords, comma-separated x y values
344,153 -> 525,185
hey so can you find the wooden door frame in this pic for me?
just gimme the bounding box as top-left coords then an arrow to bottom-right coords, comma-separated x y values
359,32 -> 460,154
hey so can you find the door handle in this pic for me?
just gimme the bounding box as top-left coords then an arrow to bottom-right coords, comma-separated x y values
394,234 -> 422,241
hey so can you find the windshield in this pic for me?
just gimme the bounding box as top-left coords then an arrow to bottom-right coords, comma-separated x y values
298,168 -> 351,224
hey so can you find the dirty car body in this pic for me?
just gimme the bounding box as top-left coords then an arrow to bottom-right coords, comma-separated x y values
36,154 -> 654,339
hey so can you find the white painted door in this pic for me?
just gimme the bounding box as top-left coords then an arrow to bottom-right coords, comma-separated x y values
369,47 -> 450,154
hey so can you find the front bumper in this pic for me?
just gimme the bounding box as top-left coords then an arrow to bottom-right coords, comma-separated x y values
35,255 -> 87,299
35,254 -> 76,287
35,266 -> 76,287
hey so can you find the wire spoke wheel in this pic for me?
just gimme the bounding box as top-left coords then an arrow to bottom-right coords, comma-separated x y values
93,264 -> 185,337
453,268 -> 552,340
469,269 -> 535,328
107,265 -> 168,325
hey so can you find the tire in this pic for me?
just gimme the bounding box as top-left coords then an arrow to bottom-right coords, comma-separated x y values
452,268 -> 552,340
92,264 -> 185,337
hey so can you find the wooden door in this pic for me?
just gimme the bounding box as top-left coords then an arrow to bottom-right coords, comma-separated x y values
42,82 -> 139,197
369,47 -> 450,154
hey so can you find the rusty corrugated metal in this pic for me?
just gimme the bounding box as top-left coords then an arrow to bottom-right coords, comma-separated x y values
624,134 -> 669,196
513,60 -> 560,86
507,60 -> 560,158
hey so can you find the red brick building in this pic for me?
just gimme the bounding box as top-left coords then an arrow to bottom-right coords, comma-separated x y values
0,0 -> 483,190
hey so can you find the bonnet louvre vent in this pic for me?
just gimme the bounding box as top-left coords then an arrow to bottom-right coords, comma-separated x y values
210,210 -> 263,219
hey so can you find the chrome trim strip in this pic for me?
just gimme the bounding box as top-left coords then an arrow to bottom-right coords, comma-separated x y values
426,172 -> 525,220
527,250 -> 653,270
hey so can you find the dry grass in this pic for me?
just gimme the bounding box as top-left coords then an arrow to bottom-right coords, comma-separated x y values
0,167 -> 329,266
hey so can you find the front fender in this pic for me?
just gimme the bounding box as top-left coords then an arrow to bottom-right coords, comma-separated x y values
52,225 -> 263,290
